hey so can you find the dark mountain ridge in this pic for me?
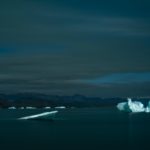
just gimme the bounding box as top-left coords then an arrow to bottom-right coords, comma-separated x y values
0,93 -> 149,108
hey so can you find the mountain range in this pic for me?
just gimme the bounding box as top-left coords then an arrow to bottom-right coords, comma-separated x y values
0,93 -> 149,108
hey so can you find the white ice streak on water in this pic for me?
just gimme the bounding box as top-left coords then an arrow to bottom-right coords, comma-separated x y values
117,98 -> 150,113
18,111 -> 58,120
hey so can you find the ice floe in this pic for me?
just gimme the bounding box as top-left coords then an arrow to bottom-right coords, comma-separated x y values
8,107 -> 16,109
44,106 -> 51,109
25,107 -> 36,109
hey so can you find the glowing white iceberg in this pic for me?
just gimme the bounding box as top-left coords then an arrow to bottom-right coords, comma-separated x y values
117,98 -> 145,113
127,98 -> 145,112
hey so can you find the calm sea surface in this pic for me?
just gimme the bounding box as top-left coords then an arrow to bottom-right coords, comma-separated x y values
0,107 -> 150,150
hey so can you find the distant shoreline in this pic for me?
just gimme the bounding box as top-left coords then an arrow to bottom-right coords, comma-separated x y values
0,93 -> 149,108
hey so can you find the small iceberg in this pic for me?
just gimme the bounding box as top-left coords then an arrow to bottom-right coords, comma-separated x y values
25,107 -> 36,109
117,98 -> 145,113
8,107 -> 16,109
44,106 -> 51,109
55,106 -> 66,109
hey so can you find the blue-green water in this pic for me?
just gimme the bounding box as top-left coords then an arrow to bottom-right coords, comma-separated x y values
0,108 -> 150,150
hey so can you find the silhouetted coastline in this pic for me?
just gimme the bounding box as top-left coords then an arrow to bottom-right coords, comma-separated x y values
0,93 -> 149,108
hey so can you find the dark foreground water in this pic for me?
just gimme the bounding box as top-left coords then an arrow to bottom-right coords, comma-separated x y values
0,107 -> 150,150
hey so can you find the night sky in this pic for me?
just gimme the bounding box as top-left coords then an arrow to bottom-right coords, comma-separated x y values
0,0 -> 150,97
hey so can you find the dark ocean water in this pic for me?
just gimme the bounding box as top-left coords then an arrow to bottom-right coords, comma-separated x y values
0,108 -> 150,150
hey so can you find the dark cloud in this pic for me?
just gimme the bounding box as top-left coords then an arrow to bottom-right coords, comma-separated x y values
73,72 -> 150,84
0,0 -> 150,97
